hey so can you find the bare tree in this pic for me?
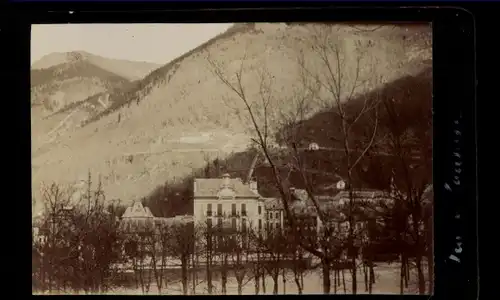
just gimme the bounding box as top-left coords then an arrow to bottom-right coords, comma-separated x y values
229,227 -> 253,295
246,220 -> 264,295
198,221 -> 216,294
294,26 -> 384,295
34,182 -> 72,293
206,24 -> 384,295
375,73 -> 432,294
167,221 -> 196,295
33,174 -> 124,294
206,47 -> 331,294
142,223 -> 173,295
122,226 -> 154,294
250,224 -> 289,294
213,218 -> 234,295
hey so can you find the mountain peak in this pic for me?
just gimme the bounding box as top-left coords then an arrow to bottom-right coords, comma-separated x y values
32,51 -> 161,81
66,51 -> 91,62
32,51 -> 91,69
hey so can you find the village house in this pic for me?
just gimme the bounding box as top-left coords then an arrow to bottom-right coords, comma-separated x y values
263,197 -> 284,232
119,201 -> 193,233
193,173 -> 266,234
119,201 -> 155,232
270,181 -> 393,241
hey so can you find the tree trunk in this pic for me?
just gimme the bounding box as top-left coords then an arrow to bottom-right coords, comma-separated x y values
370,262 -> 375,284
321,259 -> 331,294
363,263 -> 368,292
254,266 -> 260,294
282,268 -> 287,294
237,279 -> 243,295
294,271 -> 303,295
181,255 -> 188,295
221,266 -> 228,295
427,251 -> 434,294
351,255 -> 357,294
272,274 -> 279,295
138,256 -> 146,295
261,270 -> 266,294
206,253 -> 213,294
368,260 -> 374,294
334,269 -> 338,294
342,269 -> 346,294
411,202 -> 426,295
191,270 -> 196,294
405,257 -> 409,288
400,254 -> 405,294
151,251 -> 162,294
415,253 -> 426,294
191,253 -> 197,295
425,216 -> 434,294
254,251 -> 261,294
208,235 -> 214,294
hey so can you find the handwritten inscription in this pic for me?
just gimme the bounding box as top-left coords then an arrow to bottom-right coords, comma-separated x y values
445,117 -> 463,263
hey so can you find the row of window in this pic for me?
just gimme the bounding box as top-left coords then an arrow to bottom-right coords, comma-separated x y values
206,217 -> 266,231
267,211 -> 281,220
207,203 -> 258,216
207,217 -> 250,231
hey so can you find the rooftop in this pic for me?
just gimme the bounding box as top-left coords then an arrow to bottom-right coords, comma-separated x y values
263,197 -> 283,209
332,190 -> 391,203
121,201 -> 155,219
154,215 -> 194,226
290,188 -> 338,207
194,175 -> 260,199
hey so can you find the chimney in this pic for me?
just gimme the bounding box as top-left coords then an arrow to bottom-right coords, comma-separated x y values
221,173 -> 231,187
249,178 -> 258,193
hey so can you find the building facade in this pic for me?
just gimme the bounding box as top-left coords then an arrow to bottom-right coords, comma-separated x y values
193,173 -> 266,234
263,197 -> 284,232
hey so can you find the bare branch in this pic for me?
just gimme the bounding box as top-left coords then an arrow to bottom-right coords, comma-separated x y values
349,106 -> 380,173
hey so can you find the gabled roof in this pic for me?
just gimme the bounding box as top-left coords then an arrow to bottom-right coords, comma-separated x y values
194,177 -> 259,198
121,201 -> 155,219
263,198 -> 283,209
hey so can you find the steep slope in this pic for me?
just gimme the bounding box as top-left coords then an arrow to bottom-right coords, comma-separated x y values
31,23 -> 432,213
147,67 -> 433,216
31,56 -> 136,159
32,51 -> 161,81
31,61 -> 129,108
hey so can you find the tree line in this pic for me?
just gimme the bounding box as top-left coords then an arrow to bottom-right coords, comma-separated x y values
32,172 -> 432,295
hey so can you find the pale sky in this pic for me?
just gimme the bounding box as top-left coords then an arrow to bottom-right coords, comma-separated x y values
31,23 -> 234,65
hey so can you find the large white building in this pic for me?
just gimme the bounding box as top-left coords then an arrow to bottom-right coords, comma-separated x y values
193,173 -> 266,233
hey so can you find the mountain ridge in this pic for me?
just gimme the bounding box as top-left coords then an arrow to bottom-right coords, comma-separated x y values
30,53 -> 159,160
32,50 -> 161,81
31,23 -> 432,214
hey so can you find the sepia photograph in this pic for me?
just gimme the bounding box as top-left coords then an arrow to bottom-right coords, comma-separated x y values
31,22 -> 433,295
